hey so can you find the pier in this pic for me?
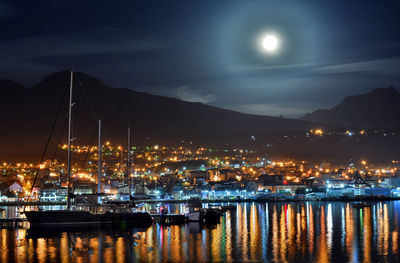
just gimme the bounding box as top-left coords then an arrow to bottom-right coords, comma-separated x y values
0,218 -> 28,228
0,201 -> 66,206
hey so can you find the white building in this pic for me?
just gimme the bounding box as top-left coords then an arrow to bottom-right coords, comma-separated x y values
381,177 -> 400,188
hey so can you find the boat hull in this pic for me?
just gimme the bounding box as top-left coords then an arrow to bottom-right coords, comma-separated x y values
203,209 -> 221,224
185,211 -> 202,221
25,210 -> 153,227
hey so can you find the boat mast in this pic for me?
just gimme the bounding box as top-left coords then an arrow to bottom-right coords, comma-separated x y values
98,119 -> 102,203
127,127 -> 132,198
66,70 -> 74,210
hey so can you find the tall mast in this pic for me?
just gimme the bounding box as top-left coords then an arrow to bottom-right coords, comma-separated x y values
98,119 -> 102,203
66,70 -> 74,210
127,127 -> 132,198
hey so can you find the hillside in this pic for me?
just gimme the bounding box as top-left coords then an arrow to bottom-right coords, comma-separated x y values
303,87 -> 400,128
0,71 -> 319,160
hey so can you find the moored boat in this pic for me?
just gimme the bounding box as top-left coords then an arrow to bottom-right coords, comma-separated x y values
24,70 -> 153,227
25,206 -> 152,227
184,198 -> 203,221
25,210 -> 100,225
203,209 -> 221,224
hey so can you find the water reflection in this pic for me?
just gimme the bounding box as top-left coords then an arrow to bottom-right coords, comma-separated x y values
0,201 -> 400,262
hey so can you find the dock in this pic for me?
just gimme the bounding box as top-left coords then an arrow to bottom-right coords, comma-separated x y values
0,218 -> 28,227
0,201 -> 66,206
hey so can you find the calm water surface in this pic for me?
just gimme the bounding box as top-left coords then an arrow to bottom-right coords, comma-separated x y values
1,201 -> 400,263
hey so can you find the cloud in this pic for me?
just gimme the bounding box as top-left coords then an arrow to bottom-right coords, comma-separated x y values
0,33 -> 166,82
0,34 -> 164,58
313,57 -> 400,76
224,56 -> 400,85
172,86 -> 217,104
230,62 -> 316,73
224,102 -> 322,118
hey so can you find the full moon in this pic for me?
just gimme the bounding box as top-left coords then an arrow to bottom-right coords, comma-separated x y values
262,35 -> 278,52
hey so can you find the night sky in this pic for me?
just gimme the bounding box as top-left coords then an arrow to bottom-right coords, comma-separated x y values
1,0 -> 400,117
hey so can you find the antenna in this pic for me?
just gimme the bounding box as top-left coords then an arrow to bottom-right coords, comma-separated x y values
128,126 -> 132,198
98,119 -> 102,204
66,70 -> 74,210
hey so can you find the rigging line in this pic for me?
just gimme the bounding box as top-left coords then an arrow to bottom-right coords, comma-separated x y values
75,74 -> 99,123
24,81 -> 68,210
51,116 -> 68,162
36,116 -> 68,201
77,118 -> 98,191
27,85 -> 68,205
71,125 -> 97,195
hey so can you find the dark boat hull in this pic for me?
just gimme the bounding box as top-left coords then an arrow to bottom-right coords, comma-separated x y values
203,209 -> 220,224
25,210 -> 153,227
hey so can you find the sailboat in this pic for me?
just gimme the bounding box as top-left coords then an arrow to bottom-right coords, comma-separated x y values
24,70 -> 153,227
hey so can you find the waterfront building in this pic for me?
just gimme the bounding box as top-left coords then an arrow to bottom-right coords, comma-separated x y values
258,174 -> 283,185
263,184 -> 306,194
364,176 -> 380,187
325,179 -> 350,189
133,184 -> 150,199
73,182 -> 96,195
381,176 -> 400,188
40,184 -> 66,202
363,187 -> 391,197
326,188 -> 354,197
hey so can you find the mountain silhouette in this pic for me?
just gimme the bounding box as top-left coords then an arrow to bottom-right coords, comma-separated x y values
0,70 -> 319,160
303,87 -> 400,128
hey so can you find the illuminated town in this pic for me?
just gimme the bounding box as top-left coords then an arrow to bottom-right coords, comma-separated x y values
2,128 -> 400,204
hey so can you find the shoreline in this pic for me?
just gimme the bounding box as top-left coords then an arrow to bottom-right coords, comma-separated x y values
1,196 -> 400,206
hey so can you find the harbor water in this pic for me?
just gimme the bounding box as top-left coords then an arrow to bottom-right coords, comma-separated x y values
1,201 -> 400,262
